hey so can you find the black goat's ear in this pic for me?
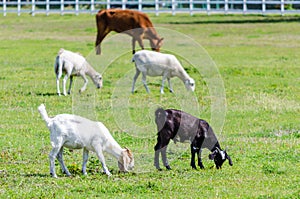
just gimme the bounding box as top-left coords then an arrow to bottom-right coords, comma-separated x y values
226,154 -> 233,166
209,152 -> 216,160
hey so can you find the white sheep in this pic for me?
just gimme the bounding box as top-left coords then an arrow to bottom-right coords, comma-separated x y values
38,104 -> 134,178
131,50 -> 195,94
55,48 -> 103,96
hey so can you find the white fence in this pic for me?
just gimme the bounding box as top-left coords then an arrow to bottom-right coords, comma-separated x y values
1,0 -> 300,16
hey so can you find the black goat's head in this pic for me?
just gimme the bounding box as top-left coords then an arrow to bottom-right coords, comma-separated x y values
209,147 -> 233,169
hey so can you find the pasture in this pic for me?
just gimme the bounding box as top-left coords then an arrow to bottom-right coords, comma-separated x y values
0,14 -> 299,198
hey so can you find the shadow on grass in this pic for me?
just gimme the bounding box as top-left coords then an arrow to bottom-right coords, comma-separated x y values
24,173 -> 49,178
170,16 -> 300,24
34,92 -> 57,97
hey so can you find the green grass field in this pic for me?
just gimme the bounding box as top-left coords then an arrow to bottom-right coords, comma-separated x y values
0,14 -> 299,198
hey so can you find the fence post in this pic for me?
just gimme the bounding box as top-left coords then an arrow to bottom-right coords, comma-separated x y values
172,0 -> 176,15
107,0 -> 111,9
3,0 -> 6,16
155,0 -> 159,16
122,0 -> 126,9
32,0 -> 35,16
225,0 -> 229,14
243,0 -> 247,14
207,0 -> 211,15
61,0 -> 64,15
190,0 -> 194,16
91,0 -> 95,14
75,0 -> 79,15
262,0 -> 266,15
280,0 -> 285,16
18,0 -> 21,16
46,0 -> 50,16
138,0 -> 142,11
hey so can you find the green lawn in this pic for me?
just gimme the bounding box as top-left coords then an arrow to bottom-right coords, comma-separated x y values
0,14 -> 299,198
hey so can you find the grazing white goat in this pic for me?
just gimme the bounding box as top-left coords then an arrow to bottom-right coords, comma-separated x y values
38,104 -> 134,178
55,48 -> 103,96
131,50 -> 195,94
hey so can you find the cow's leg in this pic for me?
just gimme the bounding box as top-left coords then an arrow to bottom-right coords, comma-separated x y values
95,26 -> 110,55
67,76 -> 73,95
142,72 -> 150,93
82,149 -> 89,175
56,147 -> 71,176
132,68 -> 140,93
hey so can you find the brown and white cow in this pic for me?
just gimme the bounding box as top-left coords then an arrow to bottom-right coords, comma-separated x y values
95,9 -> 163,55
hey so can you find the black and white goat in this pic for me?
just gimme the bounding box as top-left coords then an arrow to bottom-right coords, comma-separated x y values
154,108 -> 233,170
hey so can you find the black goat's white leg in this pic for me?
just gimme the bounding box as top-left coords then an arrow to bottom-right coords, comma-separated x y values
154,150 -> 161,170
197,149 -> 205,169
190,145 -> 197,169
161,146 -> 171,170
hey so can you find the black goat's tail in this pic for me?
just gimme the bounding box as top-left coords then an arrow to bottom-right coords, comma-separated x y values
155,108 -> 167,132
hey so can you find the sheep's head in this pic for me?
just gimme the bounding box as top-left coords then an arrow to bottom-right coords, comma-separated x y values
118,148 -> 134,172
184,78 -> 195,92
92,73 -> 103,89
209,147 -> 233,169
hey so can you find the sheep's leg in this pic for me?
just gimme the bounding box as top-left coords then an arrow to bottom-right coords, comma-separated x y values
190,145 -> 197,169
142,73 -> 150,93
94,145 -> 111,176
56,147 -> 71,176
167,78 -> 174,93
62,75 -> 69,96
67,76 -> 73,95
82,149 -> 89,175
132,68 -> 140,93
79,74 -> 88,93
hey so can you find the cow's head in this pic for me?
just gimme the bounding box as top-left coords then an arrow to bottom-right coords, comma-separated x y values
209,147 -> 233,169
150,37 -> 164,52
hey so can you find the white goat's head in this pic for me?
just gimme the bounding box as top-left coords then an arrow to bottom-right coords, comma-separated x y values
118,148 -> 134,172
92,73 -> 103,89
184,78 -> 195,92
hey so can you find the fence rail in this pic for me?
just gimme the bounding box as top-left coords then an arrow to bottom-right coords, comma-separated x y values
1,0 -> 300,16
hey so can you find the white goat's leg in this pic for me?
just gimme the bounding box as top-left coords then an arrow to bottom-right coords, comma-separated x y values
49,147 -> 62,178
167,78 -> 174,93
142,73 -> 150,93
79,74 -> 88,93
62,75 -> 69,96
67,76 -> 73,95
131,69 -> 140,93
82,149 -> 89,175
56,77 -> 61,96
160,76 -> 168,94
56,147 -> 71,176
94,145 -> 111,176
